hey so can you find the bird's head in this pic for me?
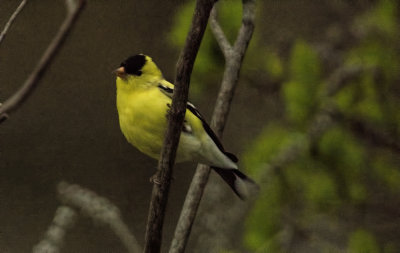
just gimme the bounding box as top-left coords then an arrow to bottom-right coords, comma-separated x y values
114,54 -> 163,89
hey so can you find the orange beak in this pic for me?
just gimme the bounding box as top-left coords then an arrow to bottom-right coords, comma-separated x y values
113,66 -> 126,78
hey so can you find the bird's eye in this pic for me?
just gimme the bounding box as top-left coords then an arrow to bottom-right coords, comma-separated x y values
120,54 -> 146,76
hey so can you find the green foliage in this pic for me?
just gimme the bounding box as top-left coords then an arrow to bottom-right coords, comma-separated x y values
355,0 -> 398,38
168,0 -> 243,96
240,1 -> 400,252
244,177 -> 284,252
168,1 -> 222,95
342,0 -> 400,127
288,160 -> 340,210
319,127 -> 367,199
215,0 -> 242,44
283,40 -> 322,125
348,229 -> 380,253
372,150 -> 400,192
167,0 -> 400,252
243,124 -> 305,176
264,51 -> 284,81
336,74 -> 384,124
319,127 -> 362,167
168,0 -> 274,97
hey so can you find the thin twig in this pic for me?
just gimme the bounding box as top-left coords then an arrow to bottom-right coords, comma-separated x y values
335,110 -> 400,154
169,1 -> 256,252
57,182 -> 141,253
234,0 -> 256,55
32,206 -> 78,253
209,6 -> 232,57
0,0 -> 27,45
0,0 -> 86,124
143,0 -> 217,252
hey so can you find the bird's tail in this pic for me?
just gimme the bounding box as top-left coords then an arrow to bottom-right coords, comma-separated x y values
212,167 -> 259,200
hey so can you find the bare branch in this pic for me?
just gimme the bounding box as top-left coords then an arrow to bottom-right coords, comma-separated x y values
65,0 -> 78,14
168,163 -> 211,253
0,0 -> 27,45
323,65 -> 363,97
32,206 -> 78,253
209,6 -> 232,57
234,0 -> 256,54
0,0 -> 86,124
143,1 -> 217,252
57,182 -> 141,253
335,110 -> 400,154
211,0 -> 256,136
169,1 -> 256,252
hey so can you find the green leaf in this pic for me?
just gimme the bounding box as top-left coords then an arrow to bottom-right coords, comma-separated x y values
243,124 -> 306,177
244,177 -> 283,252
348,229 -> 380,253
264,51 -> 284,81
355,0 -> 398,37
373,150 -> 400,192
318,127 -> 367,203
283,40 -> 321,125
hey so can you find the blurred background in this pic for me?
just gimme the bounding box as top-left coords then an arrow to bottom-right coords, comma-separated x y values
1,0 -> 399,252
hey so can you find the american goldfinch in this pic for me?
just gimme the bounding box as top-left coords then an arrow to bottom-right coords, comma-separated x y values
114,54 -> 257,200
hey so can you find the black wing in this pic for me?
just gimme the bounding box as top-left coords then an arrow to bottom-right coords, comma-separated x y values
157,83 -> 238,163
158,84 -> 174,98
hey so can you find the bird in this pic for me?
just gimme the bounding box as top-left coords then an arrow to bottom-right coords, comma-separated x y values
114,54 -> 258,200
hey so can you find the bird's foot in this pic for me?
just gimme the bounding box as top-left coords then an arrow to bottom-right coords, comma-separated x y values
165,103 -> 171,120
149,172 -> 161,185
149,171 -> 175,185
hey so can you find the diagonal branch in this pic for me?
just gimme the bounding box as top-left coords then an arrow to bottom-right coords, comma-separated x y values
169,1 -> 256,252
34,181 -> 141,253
57,182 -> 141,253
0,0 -> 27,45
210,0 -> 256,136
234,0 -> 256,54
32,206 -> 78,253
335,110 -> 400,154
0,0 -> 86,124
143,0 -> 217,252
209,6 -> 232,57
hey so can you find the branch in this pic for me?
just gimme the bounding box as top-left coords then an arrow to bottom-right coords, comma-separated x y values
209,7 -> 232,57
32,206 -> 78,253
143,0 -> 217,252
0,0 -> 27,45
169,1 -> 256,252
0,0 -> 86,124
57,182 -> 141,253
234,0 -> 256,58
335,111 -> 400,154
324,67 -> 400,154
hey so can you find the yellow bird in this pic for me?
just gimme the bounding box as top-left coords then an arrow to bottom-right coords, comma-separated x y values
114,54 -> 257,199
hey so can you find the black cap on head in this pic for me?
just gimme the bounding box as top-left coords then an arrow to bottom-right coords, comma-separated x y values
120,54 -> 146,76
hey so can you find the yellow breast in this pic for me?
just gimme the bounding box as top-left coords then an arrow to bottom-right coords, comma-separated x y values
117,87 -> 169,159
